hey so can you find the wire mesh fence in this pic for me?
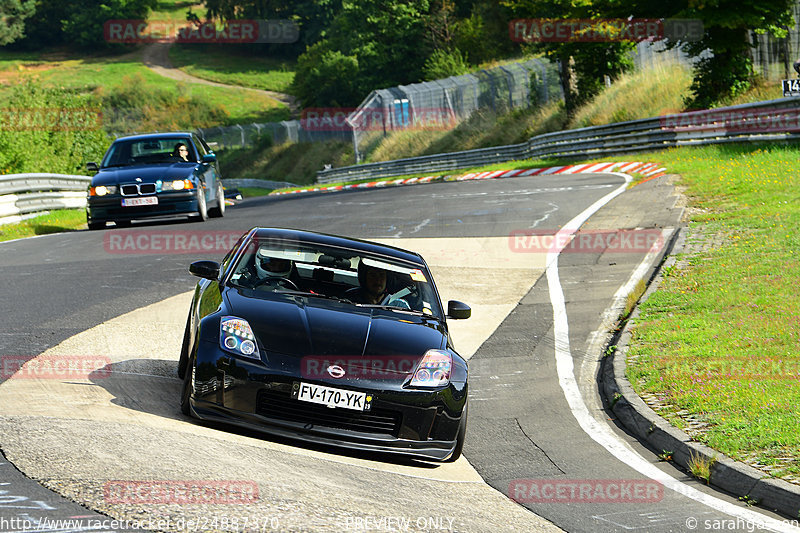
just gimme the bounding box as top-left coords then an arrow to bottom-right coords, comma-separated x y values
348,58 -> 560,161
191,58 -> 561,156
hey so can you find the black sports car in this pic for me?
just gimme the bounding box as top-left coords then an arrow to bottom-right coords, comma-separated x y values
178,227 -> 471,462
86,132 -> 225,229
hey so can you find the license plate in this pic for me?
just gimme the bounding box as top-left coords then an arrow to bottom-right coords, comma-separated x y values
293,382 -> 370,411
122,197 -> 158,207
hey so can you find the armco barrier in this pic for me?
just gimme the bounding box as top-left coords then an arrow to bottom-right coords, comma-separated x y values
0,174 -> 91,225
317,97 -> 800,184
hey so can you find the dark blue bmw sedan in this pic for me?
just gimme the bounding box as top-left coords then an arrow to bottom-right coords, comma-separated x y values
86,132 -> 225,229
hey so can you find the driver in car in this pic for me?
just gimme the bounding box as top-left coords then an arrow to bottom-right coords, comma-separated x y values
347,262 -> 389,304
253,255 -> 295,290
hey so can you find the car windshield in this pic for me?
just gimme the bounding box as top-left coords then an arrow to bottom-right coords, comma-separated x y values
101,138 -> 195,168
227,237 -> 444,319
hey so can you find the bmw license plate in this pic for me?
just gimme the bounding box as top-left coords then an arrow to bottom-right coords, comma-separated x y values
293,382 -> 370,411
122,197 -> 158,207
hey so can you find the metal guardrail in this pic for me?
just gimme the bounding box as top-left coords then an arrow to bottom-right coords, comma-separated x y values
317,97 -> 800,184
0,174 -> 91,225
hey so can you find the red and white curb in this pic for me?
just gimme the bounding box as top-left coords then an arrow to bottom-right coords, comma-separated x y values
271,162 -> 667,196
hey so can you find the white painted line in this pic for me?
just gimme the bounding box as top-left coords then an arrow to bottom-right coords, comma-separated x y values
545,172 -> 798,533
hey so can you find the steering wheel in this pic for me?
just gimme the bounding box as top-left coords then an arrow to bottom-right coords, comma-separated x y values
253,277 -> 299,291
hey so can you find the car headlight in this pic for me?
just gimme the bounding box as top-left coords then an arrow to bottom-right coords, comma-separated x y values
161,179 -> 194,191
409,349 -> 451,387
89,185 -> 117,196
220,316 -> 259,359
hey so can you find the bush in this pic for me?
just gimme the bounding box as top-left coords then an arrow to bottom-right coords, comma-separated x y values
0,80 -> 108,175
423,48 -> 469,80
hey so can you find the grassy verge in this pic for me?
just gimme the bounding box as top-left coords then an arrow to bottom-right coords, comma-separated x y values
237,187 -> 274,197
0,49 -> 290,128
217,138 -> 353,185
169,44 -> 295,93
150,0 -> 204,22
0,209 -> 86,242
624,144 -> 800,483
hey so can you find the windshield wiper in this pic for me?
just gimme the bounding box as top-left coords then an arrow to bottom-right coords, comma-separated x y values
274,290 -> 354,304
354,304 -> 434,317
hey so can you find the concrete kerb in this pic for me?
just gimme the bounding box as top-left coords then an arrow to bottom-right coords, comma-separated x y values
599,226 -> 800,519
269,162 -> 668,196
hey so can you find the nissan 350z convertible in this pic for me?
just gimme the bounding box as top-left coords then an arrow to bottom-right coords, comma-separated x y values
178,227 -> 472,462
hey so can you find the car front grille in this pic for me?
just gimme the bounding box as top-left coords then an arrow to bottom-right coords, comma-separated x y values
121,183 -> 157,196
256,389 -> 401,437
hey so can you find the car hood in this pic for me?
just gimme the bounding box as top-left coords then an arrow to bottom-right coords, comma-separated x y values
224,288 -> 447,363
91,163 -> 196,185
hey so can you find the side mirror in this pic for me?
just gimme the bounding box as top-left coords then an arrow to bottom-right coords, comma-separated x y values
87,162 -> 98,172
202,154 -> 217,163
447,300 -> 471,320
189,260 -> 220,280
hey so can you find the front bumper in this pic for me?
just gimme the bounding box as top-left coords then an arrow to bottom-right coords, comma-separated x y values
87,191 -> 198,223
188,344 -> 468,461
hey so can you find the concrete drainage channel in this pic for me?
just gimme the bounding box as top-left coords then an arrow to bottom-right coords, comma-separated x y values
600,227 -> 800,519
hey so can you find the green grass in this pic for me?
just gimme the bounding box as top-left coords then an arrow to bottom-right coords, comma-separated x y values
0,209 -> 87,242
0,49 -> 290,128
169,44 -> 295,93
625,144 -> 800,482
150,0 -> 204,22
217,138 -> 354,185
237,187 -> 274,197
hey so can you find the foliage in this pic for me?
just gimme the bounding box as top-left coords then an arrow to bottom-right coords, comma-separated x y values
18,0 -> 156,48
292,0 -> 433,107
617,0 -> 795,108
0,0 -> 35,45
97,73 -> 231,131
0,79 -> 107,175
292,41 -> 361,107
423,48 -> 469,80
502,0 -> 635,117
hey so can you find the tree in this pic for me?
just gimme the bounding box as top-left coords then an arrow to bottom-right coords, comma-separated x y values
0,0 -> 35,45
292,0 -> 432,107
614,0 -> 794,108
503,0 -> 634,118
19,0 -> 156,48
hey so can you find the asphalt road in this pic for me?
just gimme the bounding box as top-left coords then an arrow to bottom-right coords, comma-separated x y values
0,173 -> 794,532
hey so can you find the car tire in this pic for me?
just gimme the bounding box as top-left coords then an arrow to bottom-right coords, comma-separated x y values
209,182 -> 226,218
192,188 -> 208,222
177,311 -> 193,379
180,351 -> 195,417
87,221 -> 105,230
443,400 -> 467,462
